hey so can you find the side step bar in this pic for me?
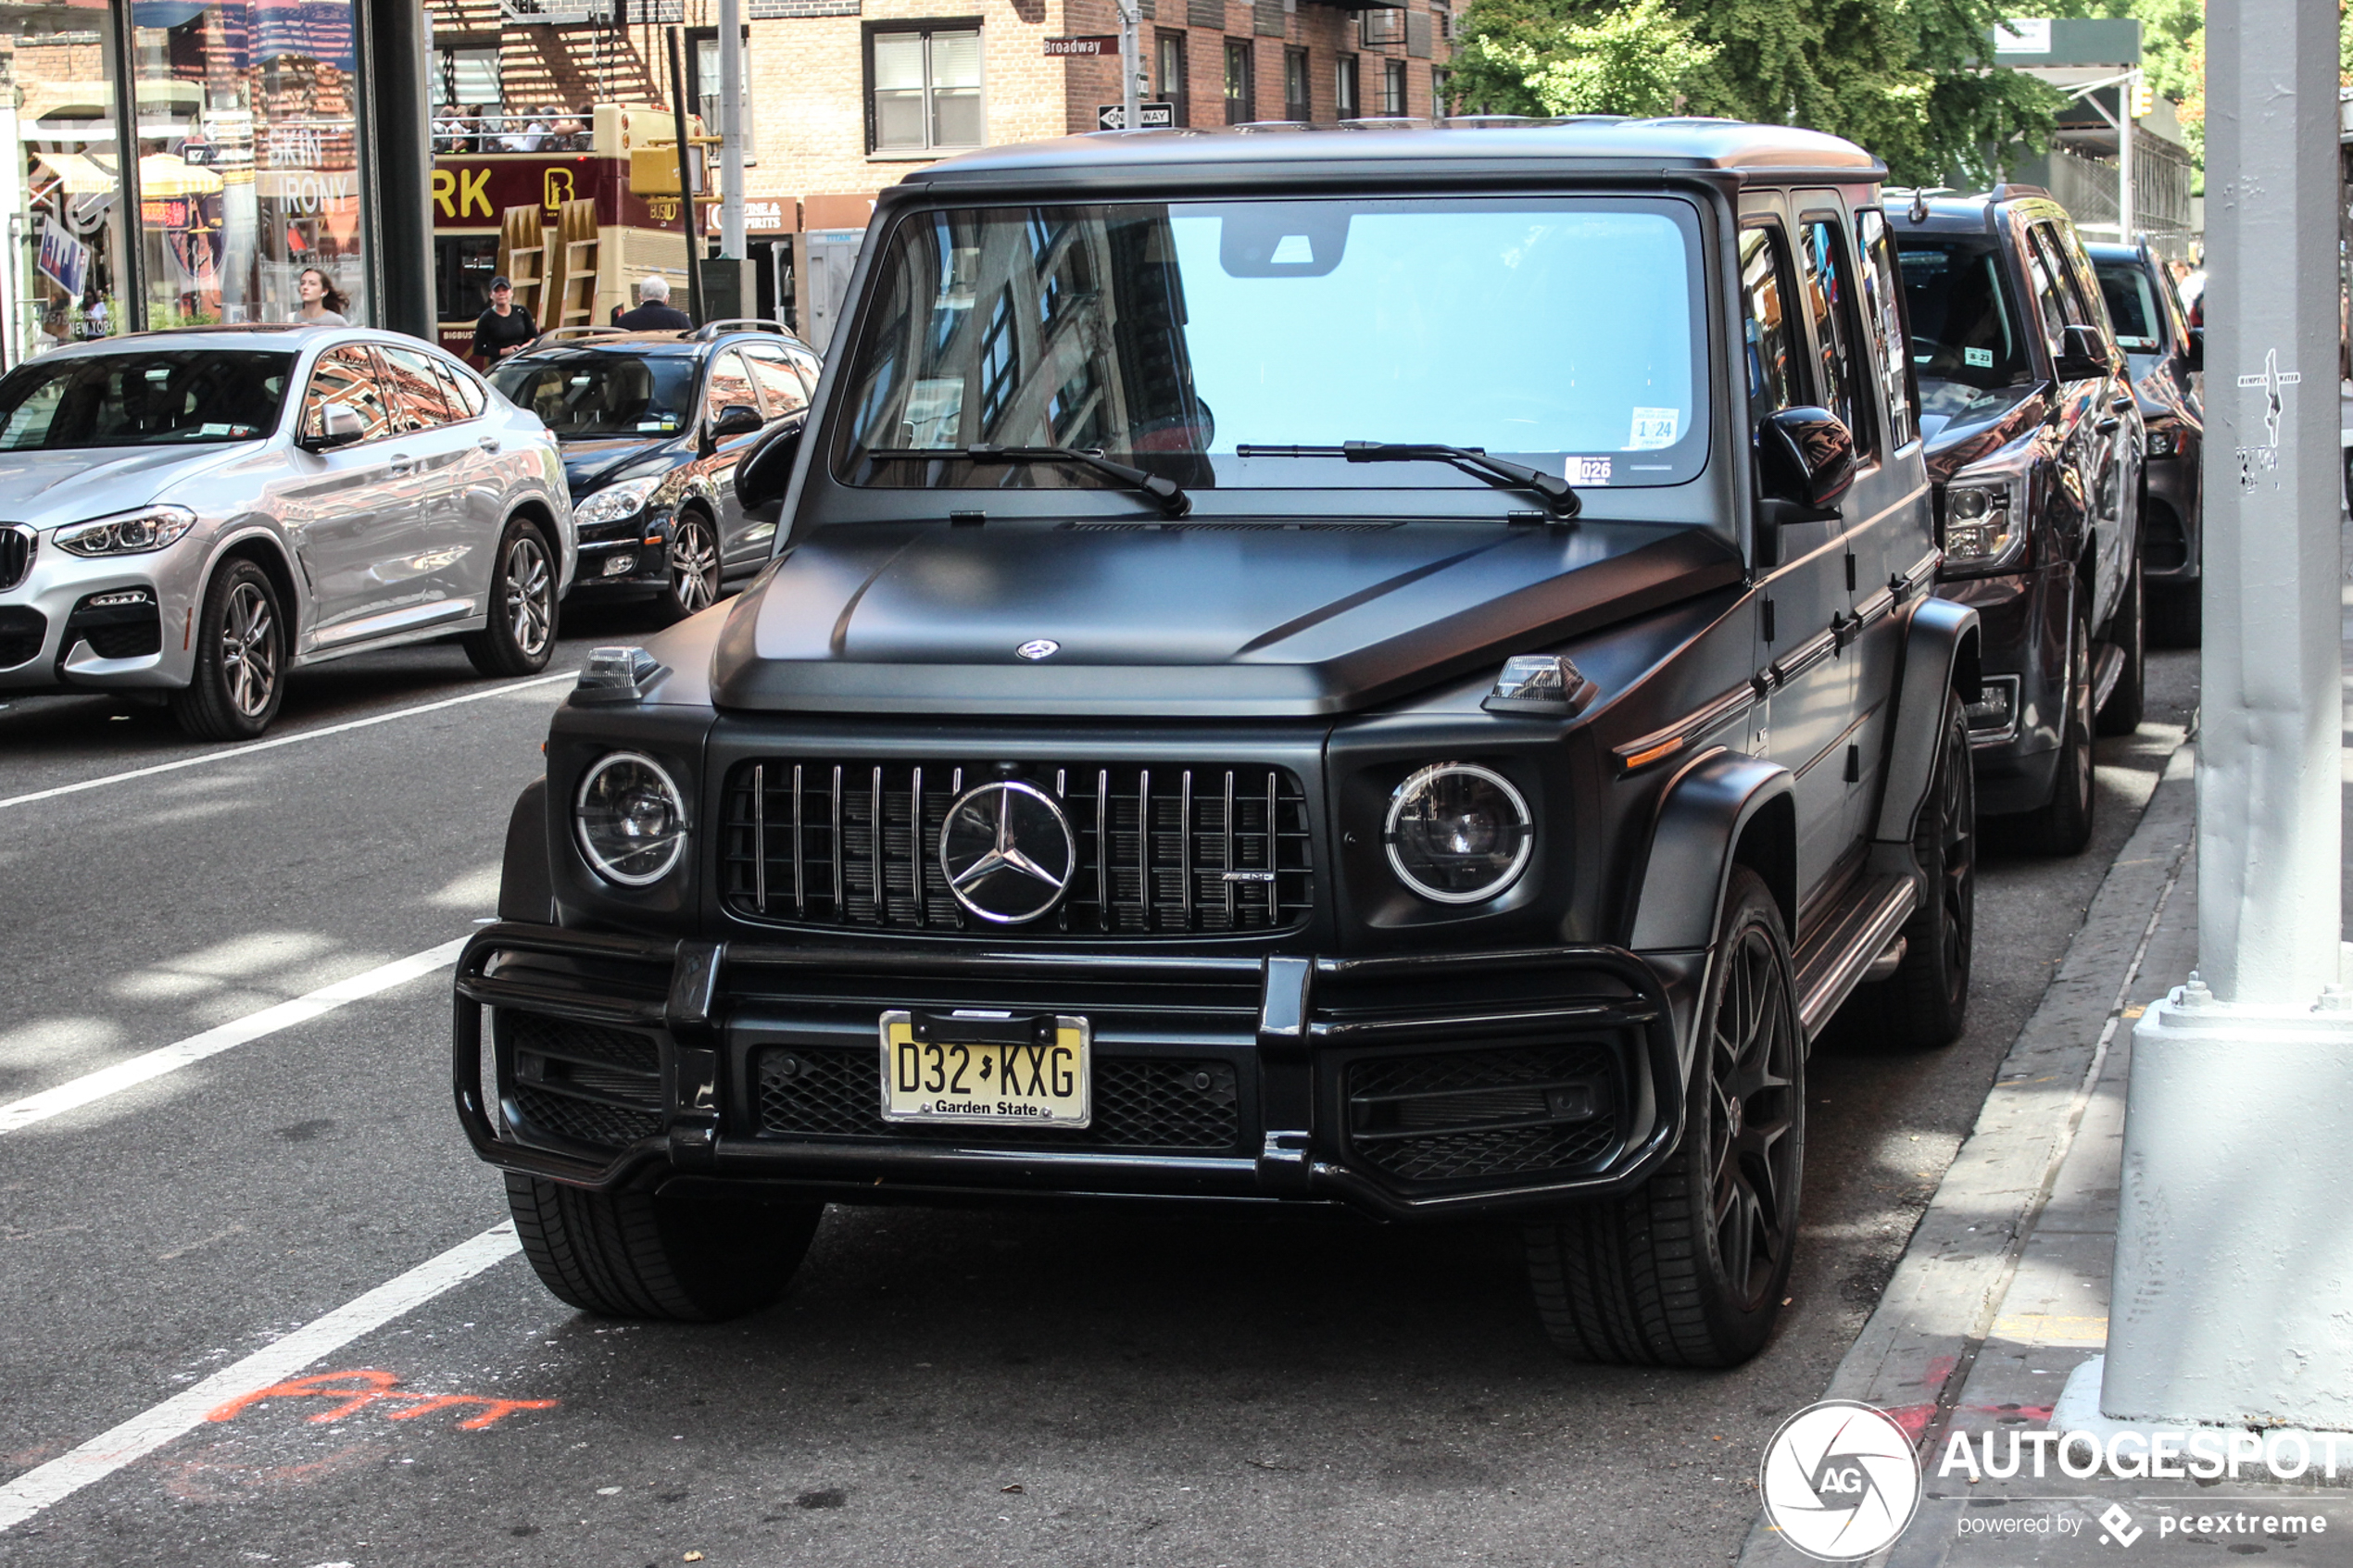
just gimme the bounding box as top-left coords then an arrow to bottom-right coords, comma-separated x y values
1791,873 -> 1917,1039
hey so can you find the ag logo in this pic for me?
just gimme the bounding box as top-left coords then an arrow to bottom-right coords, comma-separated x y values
1758,1400 -> 1921,1562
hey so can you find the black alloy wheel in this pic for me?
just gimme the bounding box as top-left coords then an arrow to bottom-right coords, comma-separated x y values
2096,556 -> 2146,735
1869,693 -> 1976,1047
661,512 -> 721,623
171,558 -> 284,741
462,520 -> 559,677
2011,598 -> 2095,856
1526,866 -> 1803,1367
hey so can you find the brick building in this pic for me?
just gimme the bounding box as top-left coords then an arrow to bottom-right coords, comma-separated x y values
425,0 -> 1454,330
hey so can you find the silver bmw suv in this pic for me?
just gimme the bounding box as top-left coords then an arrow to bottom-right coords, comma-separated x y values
0,324 -> 573,739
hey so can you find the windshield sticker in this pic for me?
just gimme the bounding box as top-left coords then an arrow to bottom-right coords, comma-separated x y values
199,422 -> 231,435
1965,346 -> 1994,368
1628,408 -> 1680,450
1570,456 -> 1613,485
1270,234 -> 1314,265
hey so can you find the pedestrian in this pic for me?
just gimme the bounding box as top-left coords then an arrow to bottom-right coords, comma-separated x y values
612,274 -> 693,332
293,266 -> 348,325
472,275 -> 535,363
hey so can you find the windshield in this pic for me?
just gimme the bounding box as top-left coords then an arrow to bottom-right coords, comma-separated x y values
0,349 -> 293,449
489,352 -> 699,439
836,196 -> 1708,495
2095,259 -> 2167,370
1895,238 -> 2040,438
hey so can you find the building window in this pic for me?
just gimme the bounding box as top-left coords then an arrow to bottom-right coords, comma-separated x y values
1382,57 -> 1406,115
869,25 -> 983,155
1224,38 -> 1253,124
1157,31 -> 1189,125
689,28 -> 758,165
1283,46 -> 1309,120
1361,8 -> 1403,47
1336,53 -> 1358,117
1431,66 -> 1450,114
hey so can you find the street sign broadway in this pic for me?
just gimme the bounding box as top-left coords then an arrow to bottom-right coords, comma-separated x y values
1045,35 -> 1118,54
1097,102 -> 1176,130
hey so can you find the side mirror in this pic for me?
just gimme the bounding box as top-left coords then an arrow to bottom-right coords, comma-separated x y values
1755,406 -> 1856,522
2053,322 -> 2112,383
734,415 -> 803,511
2184,326 -> 2205,373
709,403 -> 764,442
298,403 -> 368,452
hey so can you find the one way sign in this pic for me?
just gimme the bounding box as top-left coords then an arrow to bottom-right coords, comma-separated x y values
1097,102 -> 1176,130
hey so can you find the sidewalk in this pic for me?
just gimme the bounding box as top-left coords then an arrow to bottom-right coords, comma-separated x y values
1735,588 -> 2353,1562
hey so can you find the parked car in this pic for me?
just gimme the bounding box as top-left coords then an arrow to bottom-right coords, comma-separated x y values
0,324 -> 573,740
2088,241 -> 2204,646
1892,188 -> 2145,855
454,120 -> 1983,1368
488,322 -> 820,622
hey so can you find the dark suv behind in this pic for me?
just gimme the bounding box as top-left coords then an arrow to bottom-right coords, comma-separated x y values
2088,241 -> 2204,646
490,322 -> 821,621
1893,188 -> 2145,854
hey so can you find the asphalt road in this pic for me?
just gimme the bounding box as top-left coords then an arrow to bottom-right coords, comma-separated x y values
0,608 -> 2198,1568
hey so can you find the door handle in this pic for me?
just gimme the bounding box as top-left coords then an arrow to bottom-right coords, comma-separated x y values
2110,395 -> 2136,412
2095,417 -> 2120,434
477,435 -> 501,453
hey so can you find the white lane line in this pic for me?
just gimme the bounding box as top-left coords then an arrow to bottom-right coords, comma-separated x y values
0,937 -> 469,1136
0,669 -> 575,812
0,1222 -> 522,1535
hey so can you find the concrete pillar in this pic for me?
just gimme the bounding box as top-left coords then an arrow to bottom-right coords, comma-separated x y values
2102,0 -> 2353,1429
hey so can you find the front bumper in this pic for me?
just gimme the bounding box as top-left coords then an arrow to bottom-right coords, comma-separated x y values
2140,448 -> 2201,584
1937,562 -> 2069,817
452,922 -> 1693,1222
0,530 -> 195,695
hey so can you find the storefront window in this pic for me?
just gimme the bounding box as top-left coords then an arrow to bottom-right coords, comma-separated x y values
132,0 -> 366,329
6,0 -> 132,364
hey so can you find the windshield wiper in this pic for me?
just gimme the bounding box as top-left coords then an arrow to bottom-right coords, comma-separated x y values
889,444 -> 1190,519
1236,441 -> 1580,521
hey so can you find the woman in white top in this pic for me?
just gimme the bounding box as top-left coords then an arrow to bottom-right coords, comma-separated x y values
295,267 -> 349,326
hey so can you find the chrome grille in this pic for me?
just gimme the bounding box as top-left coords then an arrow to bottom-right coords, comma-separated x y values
722,760 -> 1314,935
0,526 -> 31,592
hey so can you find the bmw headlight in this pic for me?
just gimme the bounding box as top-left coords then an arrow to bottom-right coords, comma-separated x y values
574,477 -> 663,529
575,751 -> 688,885
1942,481 -> 2026,572
1384,762 -> 1534,904
55,505 -> 196,557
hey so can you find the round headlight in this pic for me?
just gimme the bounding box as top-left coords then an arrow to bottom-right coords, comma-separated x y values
575,751 -> 688,885
1383,762 -> 1534,905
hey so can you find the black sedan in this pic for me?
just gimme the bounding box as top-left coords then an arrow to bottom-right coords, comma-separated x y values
489,323 -> 820,621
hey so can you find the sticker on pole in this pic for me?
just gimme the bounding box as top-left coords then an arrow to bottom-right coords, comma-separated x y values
1097,102 -> 1176,131
1757,1400 -> 1922,1562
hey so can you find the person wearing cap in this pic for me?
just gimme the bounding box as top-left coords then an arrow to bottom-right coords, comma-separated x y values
472,276 -> 535,364
613,274 -> 692,332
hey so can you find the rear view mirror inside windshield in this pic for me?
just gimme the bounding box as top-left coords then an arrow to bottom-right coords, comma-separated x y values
1208,201 -> 1352,278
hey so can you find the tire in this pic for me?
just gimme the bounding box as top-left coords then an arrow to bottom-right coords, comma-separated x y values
505,1172 -> 824,1322
462,520 -> 559,677
1867,694 -> 1975,1048
2009,598 -> 2095,856
1525,867 -> 1803,1367
658,511 -> 721,624
2095,558 -> 2145,736
170,558 -> 285,741
2146,579 -> 2201,647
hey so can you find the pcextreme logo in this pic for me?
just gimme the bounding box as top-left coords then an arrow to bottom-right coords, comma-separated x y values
1759,1399 -> 1924,1562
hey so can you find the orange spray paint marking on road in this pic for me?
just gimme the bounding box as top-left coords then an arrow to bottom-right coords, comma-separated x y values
205,1370 -> 556,1431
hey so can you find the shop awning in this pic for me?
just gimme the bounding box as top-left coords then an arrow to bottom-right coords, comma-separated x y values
31,151 -> 117,194
138,151 -> 221,196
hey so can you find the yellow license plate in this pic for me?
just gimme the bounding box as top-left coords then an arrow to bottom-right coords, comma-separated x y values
879,1010 -> 1091,1128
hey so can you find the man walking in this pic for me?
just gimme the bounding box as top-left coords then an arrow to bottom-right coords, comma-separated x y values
614,275 -> 693,332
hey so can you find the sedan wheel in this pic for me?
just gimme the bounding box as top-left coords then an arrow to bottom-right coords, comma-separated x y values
462,520 -> 560,677
662,515 -> 720,622
171,558 -> 285,741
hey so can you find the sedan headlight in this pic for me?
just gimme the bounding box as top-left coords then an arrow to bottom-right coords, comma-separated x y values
574,477 -> 663,529
1942,481 -> 2026,572
2145,425 -> 2182,458
54,505 -> 196,557
1384,762 -> 1534,904
575,751 -> 688,885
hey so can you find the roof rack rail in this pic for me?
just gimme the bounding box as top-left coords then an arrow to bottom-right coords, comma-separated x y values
1988,182 -> 2053,201
690,318 -> 786,340
533,326 -> 628,342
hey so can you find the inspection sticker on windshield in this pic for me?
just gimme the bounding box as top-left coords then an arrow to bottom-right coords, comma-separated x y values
1965,346 -> 1994,368
1628,408 -> 1680,450
1569,456 -> 1613,485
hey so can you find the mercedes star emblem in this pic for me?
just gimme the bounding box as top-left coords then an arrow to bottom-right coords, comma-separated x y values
938,780 -> 1077,924
1016,639 -> 1061,660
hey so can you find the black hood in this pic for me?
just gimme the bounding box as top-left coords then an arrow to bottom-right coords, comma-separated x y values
709,519 -> 1741,717
561,435 -> 684,495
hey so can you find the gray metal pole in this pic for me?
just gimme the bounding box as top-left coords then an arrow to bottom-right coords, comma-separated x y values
718,0 -> 745,261
2102,0 -> 2353,1432
1117,0 -> 1140,130
2118,69 -> 2135,245
667,30 -> 705,325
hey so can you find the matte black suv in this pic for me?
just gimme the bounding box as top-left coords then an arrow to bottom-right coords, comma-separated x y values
2088,241 -> 2204,646
455,120 -> 1982,1369
489,323 -> 821,621
1891,190 -> 2145,854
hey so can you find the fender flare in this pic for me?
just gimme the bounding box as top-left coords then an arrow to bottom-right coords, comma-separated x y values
1625,749 -> 1798,953
1870,596 -> 1982,846
197,521 -> 307,643
499,776 -> 556,924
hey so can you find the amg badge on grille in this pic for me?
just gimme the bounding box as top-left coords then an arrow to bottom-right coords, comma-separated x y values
938,780 -> 1077,923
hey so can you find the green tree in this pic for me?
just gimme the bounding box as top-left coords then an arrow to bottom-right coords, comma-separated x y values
1452,0 -> 1715,118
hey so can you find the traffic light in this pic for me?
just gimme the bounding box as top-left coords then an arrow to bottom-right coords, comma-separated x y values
2130,73 -> 2155,119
